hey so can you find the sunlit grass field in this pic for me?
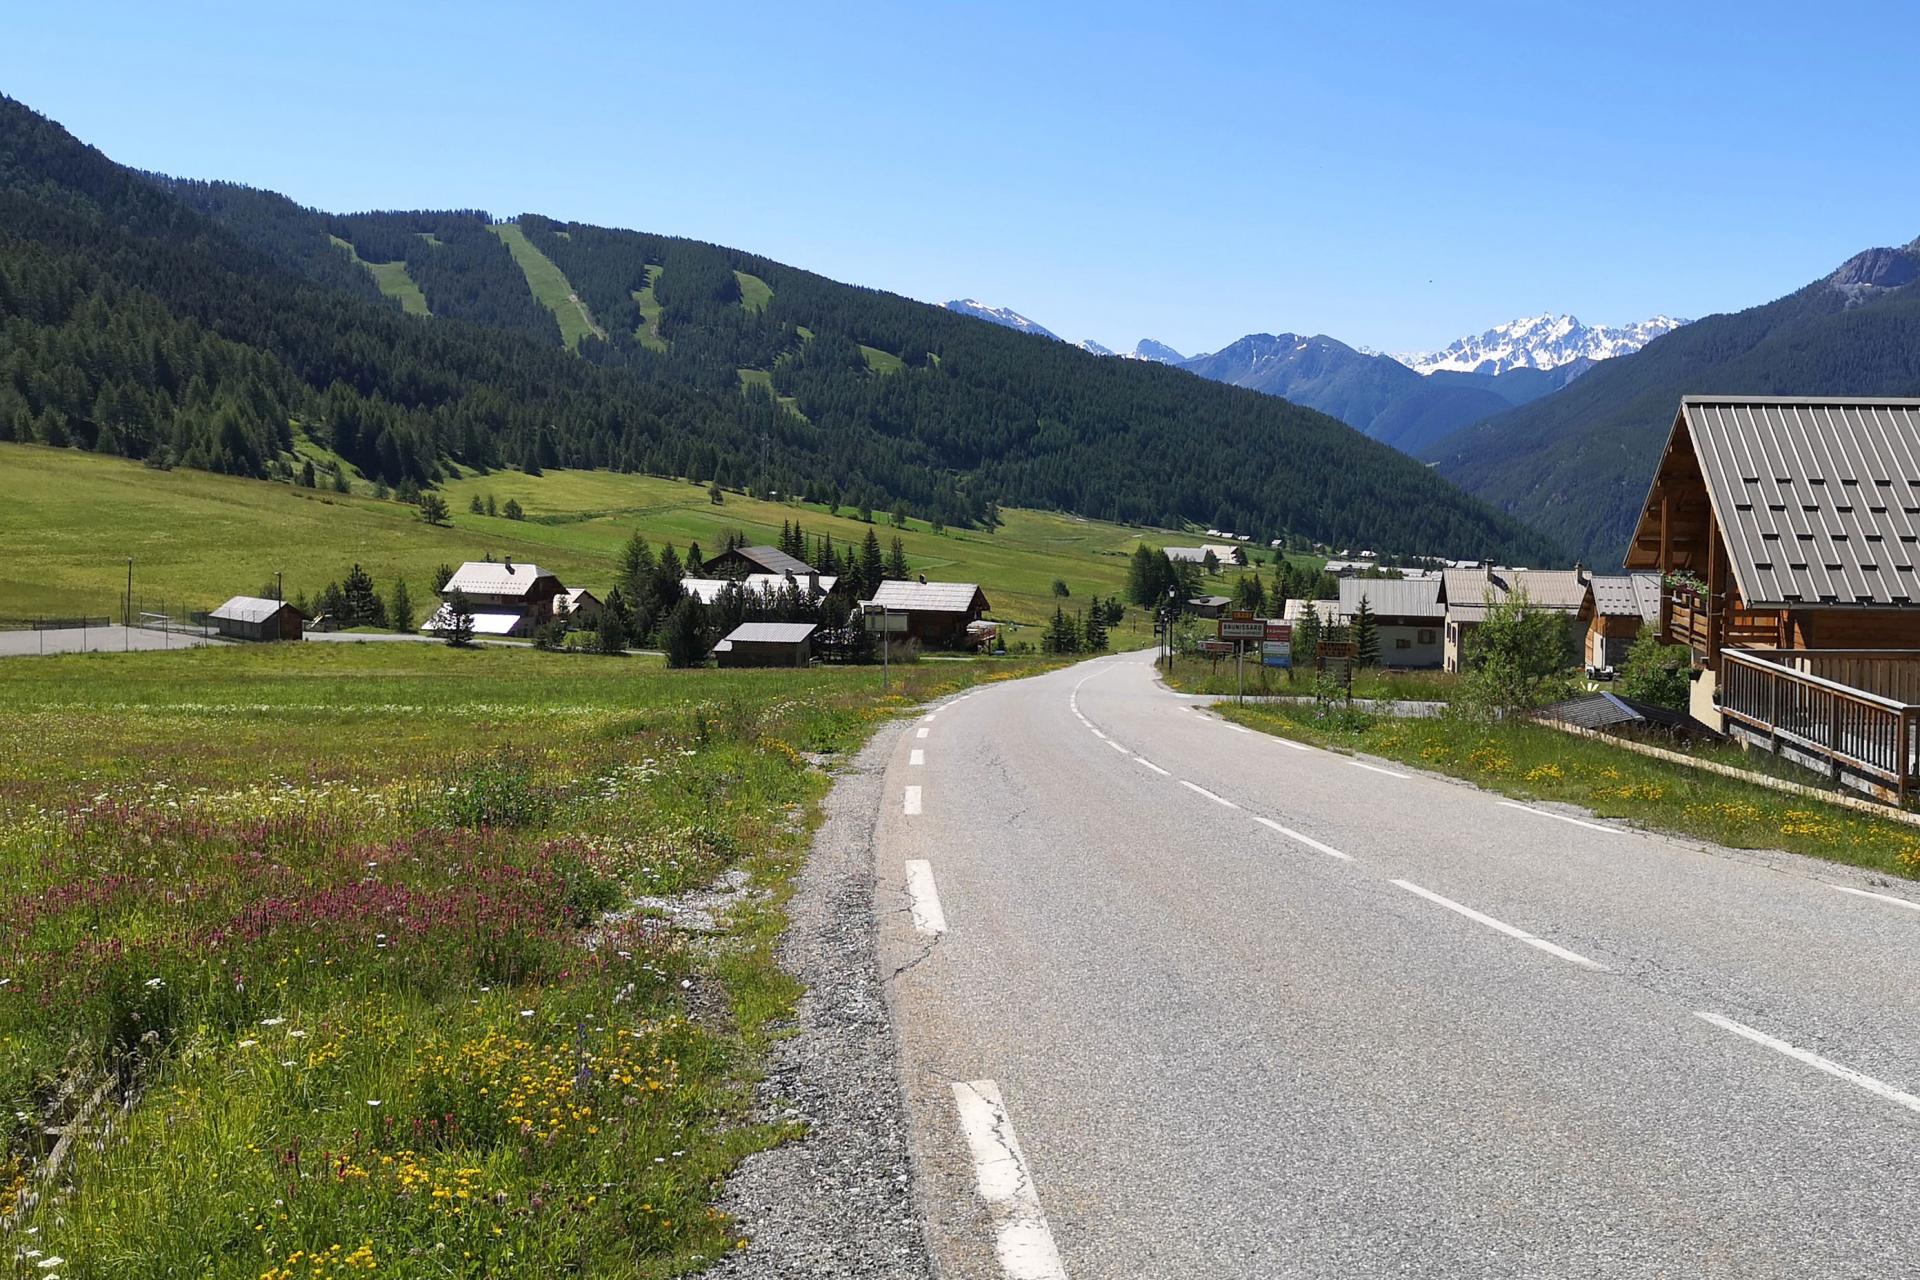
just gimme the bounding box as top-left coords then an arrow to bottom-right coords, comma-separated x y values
0,640 -> 1049,1277
1223,700 -> 1920,881
0,443 -> 1189,634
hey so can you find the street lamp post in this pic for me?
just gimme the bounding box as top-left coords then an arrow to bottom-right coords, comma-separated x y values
863,602 -> 892,693
124,557 -> 133,652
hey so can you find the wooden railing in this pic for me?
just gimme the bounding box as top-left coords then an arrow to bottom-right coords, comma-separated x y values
1720,648 -> 1920,798
1664,584 -> 1783,654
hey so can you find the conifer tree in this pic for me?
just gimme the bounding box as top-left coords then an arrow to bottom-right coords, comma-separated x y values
1353,596 -> 1380,667
887,536 -> 910,580
388,578 -> 415,633
860,529 -> 885,588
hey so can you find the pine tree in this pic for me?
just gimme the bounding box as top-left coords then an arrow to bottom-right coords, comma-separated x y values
388,579 -> 415,633
860,529 -> 885,589
418,493 -> 450,525
502,498 -> 523,521
469,495 -> 485,514
341,563 -> 383,627
1084,604 -> 1109,651
299,459 -> 317,489
596,603 -> 628,655
443,590 -> 476,648
485,494 -> 497,517
887,536 -> 910,580
1352,596 -> 1380,667
662,597 -> 707,668
432,563 -> 454,593
1294,605 -> 1322,671
619,532 -> 656,596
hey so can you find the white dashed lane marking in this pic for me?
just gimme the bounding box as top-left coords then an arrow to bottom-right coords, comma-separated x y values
951,1080 -> 1069,1280
1252,815 -> 1354,861
917,727 -> 930,739
910,749 -> 925,766
904,785 -> 923,816
1831,884 -> 1920,913
904,859 -> 947,936
1134,757 -> 1171,776
1497,801 -> 1619,834
1696,1012 -> 1920,1116
1179,779 -> 1238,809
1392,879 -> 1608,971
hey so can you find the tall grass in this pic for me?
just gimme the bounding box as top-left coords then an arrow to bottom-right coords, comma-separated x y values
0,643 -> 1047,1277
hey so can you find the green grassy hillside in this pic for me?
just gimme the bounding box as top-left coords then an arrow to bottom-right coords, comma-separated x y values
0,444 -> 1239,632
491,222 -> 604,349
734,269 -> 773,313
328,234 -> 430,316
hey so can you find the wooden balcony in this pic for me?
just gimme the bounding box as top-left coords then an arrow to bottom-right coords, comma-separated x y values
1663,584 -> 1784,656
1719,648 -> 1920,801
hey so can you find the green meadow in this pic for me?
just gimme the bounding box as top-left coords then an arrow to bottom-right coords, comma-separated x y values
491,223 -> 604,349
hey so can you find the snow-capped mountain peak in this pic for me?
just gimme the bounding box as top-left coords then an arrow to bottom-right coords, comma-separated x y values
1078,338 -> 1115,356
1123,338 -> 1186,363
943,299 -> 1059,340
1394,313 -> 1686,376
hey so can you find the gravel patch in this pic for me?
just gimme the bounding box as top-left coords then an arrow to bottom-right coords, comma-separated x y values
710,716 -> 930,1279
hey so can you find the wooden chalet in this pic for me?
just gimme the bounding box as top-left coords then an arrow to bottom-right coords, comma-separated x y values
421,559 -> 566,638
705,544 -> 815,579
1585,572 -> 1661,670
1626,396 -> 1920,799
863,580 -> 991,649
209,596 -> 305,642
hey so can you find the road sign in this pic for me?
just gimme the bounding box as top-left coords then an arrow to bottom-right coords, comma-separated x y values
1218,618 -> 1265,641
1262,640 -> 1292,668
1198,639 -> 1235,655
862,613 -> 907,633
1317,639 -> 1356,659
1264,622 -> 1292,643
1229,609 -> 1256,621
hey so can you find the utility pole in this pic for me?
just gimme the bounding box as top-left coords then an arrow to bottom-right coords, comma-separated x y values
124,557 -> 133,651
275,570 -> 283,603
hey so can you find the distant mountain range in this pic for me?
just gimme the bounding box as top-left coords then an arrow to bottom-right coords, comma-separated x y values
1428,237 -> 1920,566
1394,313 -> 1687,375
942,298 -> 1681,454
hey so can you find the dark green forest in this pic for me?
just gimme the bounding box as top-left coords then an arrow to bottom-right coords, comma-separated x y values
0,94 -> 1558,561
1428,245 -> 1920,566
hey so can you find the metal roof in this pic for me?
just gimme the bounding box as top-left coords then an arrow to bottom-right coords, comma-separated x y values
1535,691 -> 1698,734
722,622 -> 817,644
1163,546 -> 1209,562
864,581 -> 990,613
681,573 -> 838,604
420,605 -> 525,635
1681,396 -> 1920,608
1281,599 -> 1341,624
1441,567 -> 1589,617
211,595 -> 298,624
442,561 -> 557,598
1589,572 -> 1661,622
1337,578 -> 1443,619
723,545 -> 815,576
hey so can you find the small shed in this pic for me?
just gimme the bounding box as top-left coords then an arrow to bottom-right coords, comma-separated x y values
1188,596 -> 1232,619
714,621 -> 817,668
209,596 -> 305,642
1536,691 -> 1710,741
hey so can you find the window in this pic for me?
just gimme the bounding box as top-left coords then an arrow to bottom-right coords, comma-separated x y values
1418,628 -> 1437,644
1395,637 -> 1410,650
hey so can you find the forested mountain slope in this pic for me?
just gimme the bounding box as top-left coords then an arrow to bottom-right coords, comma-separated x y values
0,95 -> 1557,562
1426,240 -> 1920,566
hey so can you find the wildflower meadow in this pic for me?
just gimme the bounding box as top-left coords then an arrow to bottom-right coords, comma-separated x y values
0,643 -> 1026,1277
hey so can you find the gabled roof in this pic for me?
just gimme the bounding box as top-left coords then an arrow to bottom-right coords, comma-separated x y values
211,596 -> 301,624
1189,595 -> 1232,607
1589,572 -> 1661,622
865,580 -> 989,614
1642,396 -> 1920,608
1441,567 -> 1589,620
420,605 -> 525,635
716,545 -> 814,576
722,622 -> 818,644
442,561 -> 559,598
562,587 -> 600,606
1337,578 -> 1443,619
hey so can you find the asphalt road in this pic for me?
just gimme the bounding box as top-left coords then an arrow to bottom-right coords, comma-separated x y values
876,649 -> 1920,1279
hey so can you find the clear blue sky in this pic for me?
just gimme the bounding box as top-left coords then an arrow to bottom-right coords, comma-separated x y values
7,1 -> 1917,355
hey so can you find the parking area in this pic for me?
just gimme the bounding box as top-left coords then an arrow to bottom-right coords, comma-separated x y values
0,625 -> 227,656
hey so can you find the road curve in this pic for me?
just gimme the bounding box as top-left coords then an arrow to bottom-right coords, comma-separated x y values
876,649 -> 1920,1279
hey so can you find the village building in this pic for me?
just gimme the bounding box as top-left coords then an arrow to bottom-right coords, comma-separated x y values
704,544 -> 815,578
1584,572 -> 1662,670
1438,566 -> 1591,673
1624,395 -> 1920,798
208,595 -> 305,642
1338,578 -> 1445,668
557,588 -> 602,628
712,621 -> 817,668
421,559 -> 566,638
1281,598 -> 1342,627
862,580 -> 991,648
1187,595 -> 1231,619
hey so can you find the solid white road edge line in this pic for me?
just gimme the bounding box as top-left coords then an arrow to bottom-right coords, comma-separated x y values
1272,737 -> 1312,752
904,859 -> 947,936
904,785 -> 923,816
951,1080 -> 1070,1280
1497,800 -> 1619,834
1228,724 -> 1252,734
1349,759 -> 1408,778
1696,1011 -> 1920,1115
1391,879 -> 1608,971
1251,815 -> 1354,861
1134,757 -> 1171,776
1179,779 -> 1238,808
1831,884 -> 1920,913
910,749 -> 925,766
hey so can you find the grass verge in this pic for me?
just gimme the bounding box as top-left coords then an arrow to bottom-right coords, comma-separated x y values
1159,652 -> 1459,703
1219,700 -> 1920,881
0,642 -> 1053,1277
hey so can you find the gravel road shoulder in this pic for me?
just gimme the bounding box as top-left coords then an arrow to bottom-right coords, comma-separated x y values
711,714 -> 930,1279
